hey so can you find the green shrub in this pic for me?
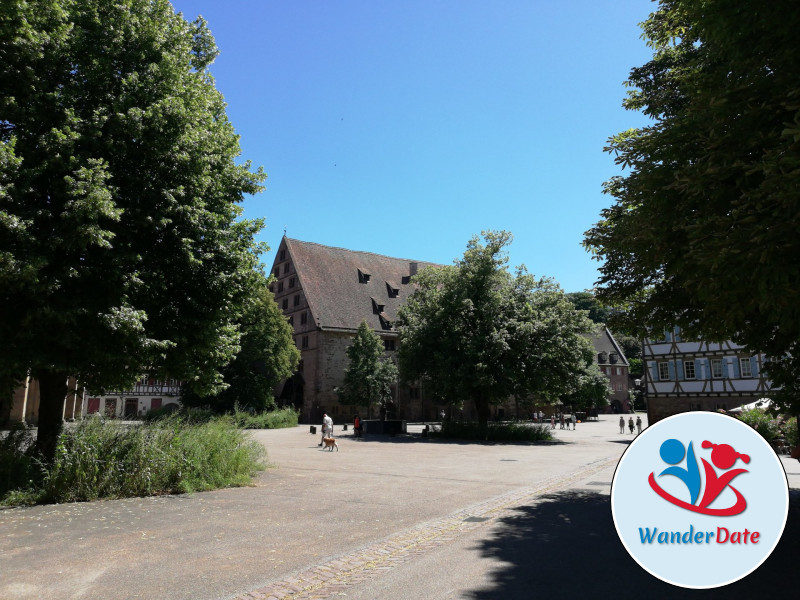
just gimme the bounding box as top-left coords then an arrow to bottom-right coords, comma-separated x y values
0,425 -> 42,503
2,417 -> 266,506
783,417 -> 798,448
145,405 -> 298,429
736,409 -> 779,442
433,421 -> 553,442
232,406 -> 299,429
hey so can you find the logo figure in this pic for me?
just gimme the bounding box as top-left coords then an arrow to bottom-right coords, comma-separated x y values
648,438 -> 750,516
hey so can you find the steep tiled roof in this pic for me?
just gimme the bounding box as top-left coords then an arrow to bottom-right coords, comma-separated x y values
588,327 -> 630,366
284,238 -> 439,333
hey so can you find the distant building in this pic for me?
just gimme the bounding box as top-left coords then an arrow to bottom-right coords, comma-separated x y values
270,237 -> 442,423
589,327 -> 631,413
3,375 -> 180,425
643,327 -> 774,424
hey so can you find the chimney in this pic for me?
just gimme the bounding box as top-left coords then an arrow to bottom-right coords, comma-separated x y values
409,262 -> 418,276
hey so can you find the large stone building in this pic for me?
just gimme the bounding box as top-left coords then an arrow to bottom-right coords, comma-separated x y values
589,327 -> 631,413
270,237 -> 441,423
643,327 -> 774,424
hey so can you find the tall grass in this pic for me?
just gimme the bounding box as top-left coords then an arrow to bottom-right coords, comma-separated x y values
1,417 -> 266,507
434,421 -> 553,442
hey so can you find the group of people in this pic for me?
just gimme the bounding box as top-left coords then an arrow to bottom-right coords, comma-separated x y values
551,412 -> 577,430
620,415 -> 643,435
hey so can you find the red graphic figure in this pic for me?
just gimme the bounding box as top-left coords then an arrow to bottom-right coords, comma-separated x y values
697,441 -> 749,513
648,439 -> 750,516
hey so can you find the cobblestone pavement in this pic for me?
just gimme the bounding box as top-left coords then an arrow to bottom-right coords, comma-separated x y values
2,418 -> 797,600
232,455 -> 618,600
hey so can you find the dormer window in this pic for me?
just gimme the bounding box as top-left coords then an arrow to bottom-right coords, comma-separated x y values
371,297 -> 385,314
386,282 -> 399,298
379,313 -> 392,330
358,269 -> 371,283
402,276 -> 411,284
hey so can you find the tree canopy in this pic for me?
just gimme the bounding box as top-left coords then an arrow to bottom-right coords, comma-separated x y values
397,231 -> 596,426
561,363 -> 611,413
181,278 -> 299,414
583,0 -> 800,414
0,0 -> 266,458
566,291 -> 611,325
337,320 -> 399,419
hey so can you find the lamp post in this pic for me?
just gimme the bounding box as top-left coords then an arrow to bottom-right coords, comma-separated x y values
633,378 -> 646,413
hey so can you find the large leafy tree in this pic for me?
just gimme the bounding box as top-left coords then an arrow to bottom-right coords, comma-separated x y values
561,363 -> 611,413
181,278 -> 300,413
0,0 -> 266,459
397,231 -> 595,427
337,320 -> 399,419
583,0 -> 800,414
566,291 -> 611,325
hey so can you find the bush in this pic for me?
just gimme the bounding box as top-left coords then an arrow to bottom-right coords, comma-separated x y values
433,421 -> 553,442
736,409 -> 779,442
145,405 -> 298,429
232,406 -> 299,429
1,417 -> 266,506
783,417 -> 798,448
0,425 -> 42,502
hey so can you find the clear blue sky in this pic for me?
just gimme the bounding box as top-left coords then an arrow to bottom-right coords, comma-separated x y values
170,0 -> 655,293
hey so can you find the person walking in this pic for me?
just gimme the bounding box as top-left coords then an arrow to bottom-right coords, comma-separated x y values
353,414 -> 362,438
628,416 -> 635,434
571,413 -> 577,430
636,415 -> 643,435
319,413 -> 333,446
619,416 -> 625,434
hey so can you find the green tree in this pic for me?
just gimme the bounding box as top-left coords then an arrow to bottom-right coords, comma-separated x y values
181,278 -> 300,413
337,321 -> 399,419
0,0 -> 265,460
397,231 -> 595,427
566,291 -> 611,325
583,0 -> 800,415
561,363 -> 611,413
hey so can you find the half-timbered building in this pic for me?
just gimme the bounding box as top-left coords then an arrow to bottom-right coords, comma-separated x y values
643,327 -> 774,424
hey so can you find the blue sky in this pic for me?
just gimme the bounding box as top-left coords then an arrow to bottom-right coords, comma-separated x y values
170,0 -> 655,293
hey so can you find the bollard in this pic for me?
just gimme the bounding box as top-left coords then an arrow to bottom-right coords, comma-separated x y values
310,425 -> 316,434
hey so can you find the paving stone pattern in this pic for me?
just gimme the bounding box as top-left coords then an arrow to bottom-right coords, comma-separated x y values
232,456 -> 617,600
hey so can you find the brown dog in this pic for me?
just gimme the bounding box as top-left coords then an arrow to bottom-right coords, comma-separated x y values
322,437 -> 339,452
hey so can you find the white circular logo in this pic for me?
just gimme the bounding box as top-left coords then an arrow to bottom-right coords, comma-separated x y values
611,412 -> 789,588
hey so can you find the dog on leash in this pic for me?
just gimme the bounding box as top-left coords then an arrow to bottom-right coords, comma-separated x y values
322,437 -> 339,452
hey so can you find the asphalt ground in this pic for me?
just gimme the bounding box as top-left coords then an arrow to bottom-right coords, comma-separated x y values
1,417 -> 797,600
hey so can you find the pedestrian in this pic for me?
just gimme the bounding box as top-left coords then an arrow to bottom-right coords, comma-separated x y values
353,413 -> 362,438
559,413 -> 565,429
319,412 -> 333,446
571,413 -> 577,430
619,416 -> 625,434
636,415 -> 642,434
628,416 -> 635,434
550,415 -> 555,429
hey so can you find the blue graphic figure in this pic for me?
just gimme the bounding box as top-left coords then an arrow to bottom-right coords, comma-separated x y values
658,439 -> 701,505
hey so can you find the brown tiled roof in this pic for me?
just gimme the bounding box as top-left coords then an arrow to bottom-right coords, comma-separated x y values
588,327 -> 630,366
284,238 -> 439,333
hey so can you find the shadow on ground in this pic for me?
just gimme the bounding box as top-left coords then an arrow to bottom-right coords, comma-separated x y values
466,489 -> 799,600
344,434 -> 569,447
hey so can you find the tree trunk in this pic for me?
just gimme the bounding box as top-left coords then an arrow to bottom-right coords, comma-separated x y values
35,370 -> 68,463
474,394 -> 490,428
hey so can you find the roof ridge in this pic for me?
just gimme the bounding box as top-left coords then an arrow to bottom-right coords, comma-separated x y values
285,237 -> 439,265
